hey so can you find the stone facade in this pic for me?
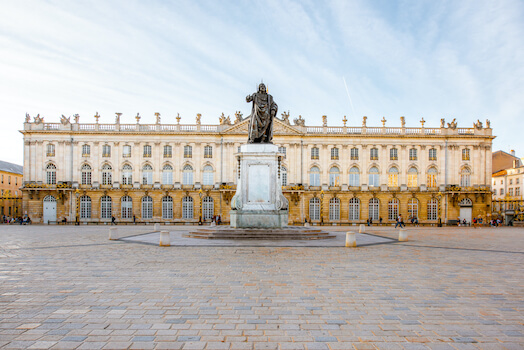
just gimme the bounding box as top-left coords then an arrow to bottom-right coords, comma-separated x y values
0,160 -> 23,219
21,113 -> 494,225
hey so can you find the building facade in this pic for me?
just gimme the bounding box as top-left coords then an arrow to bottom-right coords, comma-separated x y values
492,158 -> 524,224
0,160 -> 23,219
21,113 -> 493,225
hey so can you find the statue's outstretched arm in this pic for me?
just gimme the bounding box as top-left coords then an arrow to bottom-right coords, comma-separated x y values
246,94 -> 253,102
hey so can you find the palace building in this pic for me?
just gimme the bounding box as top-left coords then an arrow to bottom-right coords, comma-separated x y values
21,113 -> 493,225
0,160 -> 23,219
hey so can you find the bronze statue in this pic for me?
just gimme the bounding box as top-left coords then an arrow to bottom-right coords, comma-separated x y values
246,83 -> 278,143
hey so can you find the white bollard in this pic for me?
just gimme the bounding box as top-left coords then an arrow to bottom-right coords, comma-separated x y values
154,223 -> 160,231
359,224 -> 365,233
345,232 -> 356,248
399,229 -> 408,242
159,231 -> 170,246
304,222 -> 310,227
109,227 -> 117,240
210,221 -> 216,227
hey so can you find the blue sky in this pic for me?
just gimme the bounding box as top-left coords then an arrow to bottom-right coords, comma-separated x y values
1,0 -> 523,165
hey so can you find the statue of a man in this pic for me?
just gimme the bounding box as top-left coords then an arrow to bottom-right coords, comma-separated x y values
246,83 -> 278,143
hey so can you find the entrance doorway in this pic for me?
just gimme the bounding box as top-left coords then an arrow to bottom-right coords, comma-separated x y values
459,198 -> 473,225
43,195 -> 57,224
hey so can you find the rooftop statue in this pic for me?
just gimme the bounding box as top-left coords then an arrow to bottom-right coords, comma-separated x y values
246,83 -> 278,143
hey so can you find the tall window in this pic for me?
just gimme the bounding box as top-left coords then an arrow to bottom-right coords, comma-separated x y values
409,148 -> 417,161
350,148 -> 359,160
121,196 -> 133,219
122,164 -> 132,185
329,167 -> 340,186
142,164 -> 153,185
311,147 -> 319,160
370,148 -> 378,160
82,144 -> 90,157
427,198 -> 438,220
460,167 -> 471,187
427,167 -> 437,188
46,164 -> 57,185
203,165 -> 214,186
162,164 -> 173,185
349,167 -> 360,187
278,146 -> 286,158
102,145 -> 111,157
388,167 -> 399,187
407,167 -> 418,187
309,197 -> 320,221
310,166 -> 320,186
390,148 -> 398,160
368,198 -> 379,221
46,144 -> 55,157
100,196 -> 112,219
331,147 -> 339,160
162,196 -> 173,219
204,146 -> 213,158
429,148 -> 437,161
81,164 -> 92,185
183,165 -> 194,185
182,196 -> 193,219
348,198 -> 360,221
281,166 -> 287,186
203,196 -> 214,220
143,145 -> 152,158
184,145 -> 192,158
388,198 -> 399,220
123,145 -> 131,157
163,145 -> 172,158
329,197 -> 340,221
462,148 -> 470,161
368,167 -> 379,187
408,198 -> 418,219
80,196 -> 91,219
141,196 -> 153,219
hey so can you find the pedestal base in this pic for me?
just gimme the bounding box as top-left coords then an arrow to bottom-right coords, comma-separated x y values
230,209 -> 288,229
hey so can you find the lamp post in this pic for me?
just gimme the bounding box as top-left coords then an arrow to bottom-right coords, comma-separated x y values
198,189 -> 203,224
320,190 -> 324,226
437,191 -> 442,227
75,189 -> 80,225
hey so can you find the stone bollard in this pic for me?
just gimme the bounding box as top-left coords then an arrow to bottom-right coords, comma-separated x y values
109,227 -> 117,240
154,223 -> 160,231
345,232 -> 356,248
159,231 -> 170,247
304,222 -> 310,227
359,224 -> 365,233
399,229 -> 408,242
210,221 -> 216,227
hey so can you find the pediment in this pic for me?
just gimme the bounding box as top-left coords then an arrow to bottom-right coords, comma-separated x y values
221,118 -> 303,135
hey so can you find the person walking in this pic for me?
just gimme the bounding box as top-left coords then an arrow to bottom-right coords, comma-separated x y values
395,214 -> 405,228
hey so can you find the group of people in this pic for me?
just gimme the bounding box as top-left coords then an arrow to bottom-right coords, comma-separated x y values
2,214 -> 31,225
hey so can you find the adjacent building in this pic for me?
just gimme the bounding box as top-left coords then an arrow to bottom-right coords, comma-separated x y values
492,152 -> 524,224
0,160 -> 23,219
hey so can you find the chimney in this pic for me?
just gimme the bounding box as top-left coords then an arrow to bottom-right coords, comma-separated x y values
511,149 -> 515,156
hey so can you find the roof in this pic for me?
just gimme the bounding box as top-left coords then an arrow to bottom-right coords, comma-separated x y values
492,169 -> 507,177
0,160 -> 23,175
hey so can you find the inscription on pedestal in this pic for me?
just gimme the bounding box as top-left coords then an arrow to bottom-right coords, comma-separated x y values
248,164 -> 270,203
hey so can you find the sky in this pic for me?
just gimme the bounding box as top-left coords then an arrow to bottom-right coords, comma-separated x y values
1,0 -> 523,166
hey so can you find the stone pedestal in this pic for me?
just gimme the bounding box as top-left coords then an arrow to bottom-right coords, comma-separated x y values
230,144 -> 288,228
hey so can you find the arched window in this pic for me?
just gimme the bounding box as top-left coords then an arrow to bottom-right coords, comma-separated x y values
427,198 -> 438,220
100,196 -> 112,219
141,196 -> 153,219
329,197 -> 340,221
310,167 -> 320,187
182,196 -> 193,219
81,164 -> 92,185
388,167 -> 399,187
203,165 -> 213,186
203,196 -> 214,220
309,197 -> 320,221
142,164 -> 153,185
349,167 -> 360,187
460,167 -> 471,187
80,195 -> 91,219
121,196 -> 133,219
43,195 -> 56,202
388,198 -> 399,221
349,198 -> 360,221
183,165 -> 194,185
368,167 -> 379,187
281,166 -> 287,187
162,196 -> 173,219
427,167 -> 437,188
329,167 -> 340,187
102,164 -> 112,185
408,198 -> 418,219
122,164 -> 132,185
162,164 -> 173,185
368,198 -> 379,221
46,164 -> 56,185
407,167 -> 418,187
459,198 -> 473,206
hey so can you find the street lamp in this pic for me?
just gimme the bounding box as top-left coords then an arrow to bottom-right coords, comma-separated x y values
198,189 -> 203,224
75,189 -> 80,225
320,190 -> 324,226
436,191 -> 442,227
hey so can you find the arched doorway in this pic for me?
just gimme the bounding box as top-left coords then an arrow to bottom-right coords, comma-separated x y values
43,195 -> 57,224
459,198 -> 473,224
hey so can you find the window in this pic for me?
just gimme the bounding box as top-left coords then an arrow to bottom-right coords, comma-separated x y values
329,197 -> 340,221
348,198 -> 360,221
122,164 -> 132,185
509,179 -> 513,185
329,167 -> 340,187
100,196 -> 112,219
121,196 -> 133,219
517,178 -> 520,184
409,148 -> 417,161
184,145 -> 192,158
203,165 -> 213,186
509,188 -> 514,196
46,144 -> 55,157
142,196 -> 153,219
81,164 -> 92,185
408,198 -> 418,219
427,199 -> 438,220
311,147 -> 319,160
427,167 -> 437,188
500,188 -> 504,196
143,145 -> 152,158
407,167 -> 418,187
331,147 -> 339,160
388,167 -> 399,187
100,164 -> 112,185
460,167 -> 471,187
370,148 -> 378,160
278,146 -> 286,158
80,196 -> 91,219
203,196 -> 214,220
310,167 -> 320,186
309,197 -> 320,221
429,148 -> 437,161
102,145 -> 111,157
123,145 -> 131,158
390,148 -> 398,161
163,145 -> 172,158
142,164 -> 153,185
182,196 -> 193,219
46,163 -> 56,185
281,166 -> 287,186
82,144 -> 90,157
204,146 -> 213,158
368,198 -> 379,221
162,196 -> 173,219
350,148 -> 359,160
516,188 -> 521,196
183,165 -> 194,185
493,189 -> 497,196
8,176 -> 10,185
388,198 -> 399,221
349,167 -> 360,187
162,164 -> 173,185
368,167 -> 379,187
462,148 -> 470,161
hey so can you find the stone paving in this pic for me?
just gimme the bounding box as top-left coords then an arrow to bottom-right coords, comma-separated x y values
0,224 -> 523,349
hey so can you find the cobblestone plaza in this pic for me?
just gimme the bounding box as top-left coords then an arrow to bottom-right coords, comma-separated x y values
0,225 -> 523,349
